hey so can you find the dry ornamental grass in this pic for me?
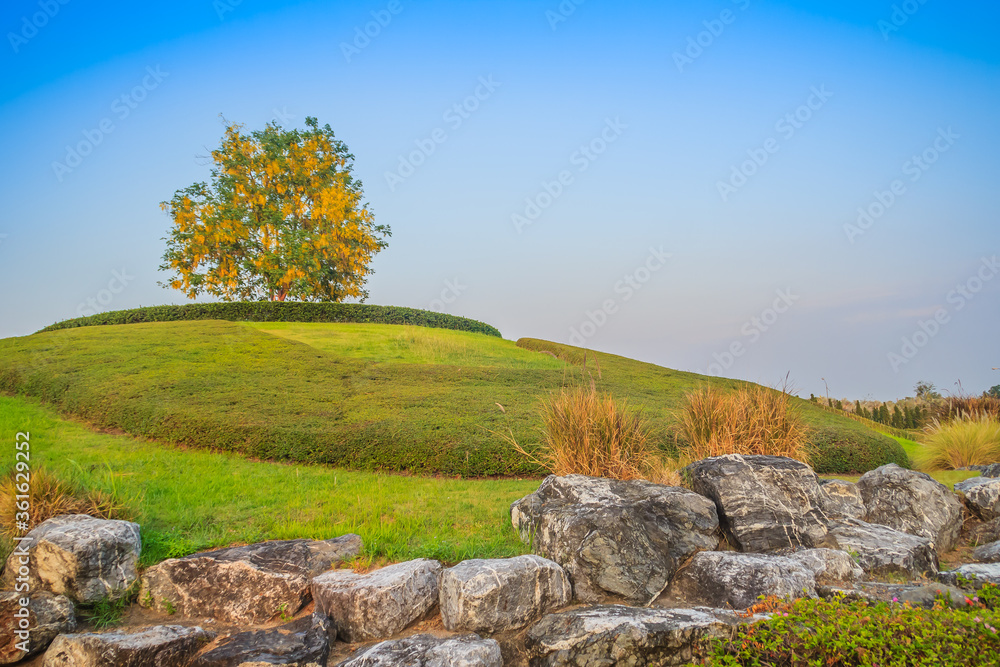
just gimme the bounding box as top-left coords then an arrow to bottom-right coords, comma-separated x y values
0,467 -> 131,540
916,414 -> 1000,471
678,385 -> 810,462
514,386 -> 681,485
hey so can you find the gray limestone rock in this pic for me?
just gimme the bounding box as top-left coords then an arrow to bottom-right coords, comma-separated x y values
140,535 -> 361,625
683,455 -> 833,552
2,515 -> 141,604
954,477 -> 1000,521
439,555 -> 571,633
510,474 -> 720,603
189,613 -> 333,667
336,633 -> 502,667
829,518 -> 938,579
526,605 -> 736,667
0,591 -> 75,663
42,625 -> 213,667
667,551 -> 817,610
856,464 -> 963,553
311,559 -> 441,643
818,479 -> 866,520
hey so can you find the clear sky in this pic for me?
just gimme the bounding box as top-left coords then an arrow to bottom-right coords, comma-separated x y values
1,0 -> 997,401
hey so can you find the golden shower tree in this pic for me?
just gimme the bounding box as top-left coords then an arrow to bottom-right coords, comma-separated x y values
159,117 -> 389,302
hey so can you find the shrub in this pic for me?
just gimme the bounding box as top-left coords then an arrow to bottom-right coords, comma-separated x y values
39,303 -> 502,338
515,386 -> 677,483
916,414 -> 1000,471
678,385 -> 810,462
699,595 -> 1000,665
807,426 -> 910,474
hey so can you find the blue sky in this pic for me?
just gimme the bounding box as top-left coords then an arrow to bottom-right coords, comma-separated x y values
1,0 -> 997,401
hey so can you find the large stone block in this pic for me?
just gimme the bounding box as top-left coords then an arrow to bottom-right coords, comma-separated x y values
140,535 -> 361,625
684,455 -> 833,552
511,474 -> 719,603
2,515 -> 141,604
440,555 -> 570,633
312,559 -> 441,642
857,464 -> 963,553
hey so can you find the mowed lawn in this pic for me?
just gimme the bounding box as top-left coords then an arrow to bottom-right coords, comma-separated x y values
0,395 -> 539,566
0,320 -> 897,477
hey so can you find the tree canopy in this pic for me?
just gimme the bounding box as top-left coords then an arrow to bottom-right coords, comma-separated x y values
159,117 -> 389,302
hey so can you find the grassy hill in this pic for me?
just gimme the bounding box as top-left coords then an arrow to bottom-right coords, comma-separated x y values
0,310 -> 903,476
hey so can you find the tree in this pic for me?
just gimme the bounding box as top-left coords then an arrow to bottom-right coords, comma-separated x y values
914,381 -> 941,401
877,404 -> 890,424
891,404 -> 903,428
159,117 -> 389,302
988,385 -> 1000,399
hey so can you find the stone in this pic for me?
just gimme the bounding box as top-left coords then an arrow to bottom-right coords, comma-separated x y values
938,563 -> 1000,589
954,476 -> 991,493
786,548 -> 863,586
856,463 -> 963,553
190,613 -> 331,667
526,605 -> 734,667
895,584 -> 973,609
829,518 -> 938,578
980,463 -> 1000,478
439,555 -> 570,633
0,591 -> 75,663
312,559 -> 441,642
954,477 -> 1000,521
510,474 -> 719,603
667,551 -> 817,610
140,535 -> 361,625
974,540 -> 1000,563
818,479 -> 866,519
43,625 -> 213,667
967,517 -> 1000,545
683,455 -> 832,552
2,515 -> 141,604
336,633 -> 502,667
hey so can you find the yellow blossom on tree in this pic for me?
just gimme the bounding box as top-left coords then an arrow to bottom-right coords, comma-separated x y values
158,116 -> 390,302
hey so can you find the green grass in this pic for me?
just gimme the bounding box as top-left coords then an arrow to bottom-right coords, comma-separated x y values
0,319 -> 899,476
0,395 -> 537,565
891,434 -> 925,461
246,322 -> 564,369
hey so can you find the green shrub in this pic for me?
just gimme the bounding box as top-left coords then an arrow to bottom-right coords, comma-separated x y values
700,595 -> 1000,665
807,426 -> 909,473
40,303 -> 502,338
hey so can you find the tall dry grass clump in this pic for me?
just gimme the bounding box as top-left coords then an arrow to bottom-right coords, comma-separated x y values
915,414 -> 1000,471
0,467 -> 132,540
933,396 -> 1000,423
514,386 -> 680,484
678,385 -> 810,462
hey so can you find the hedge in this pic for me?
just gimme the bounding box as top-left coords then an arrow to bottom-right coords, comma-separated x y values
39,303 -> 503,338
807,426 -> 910,474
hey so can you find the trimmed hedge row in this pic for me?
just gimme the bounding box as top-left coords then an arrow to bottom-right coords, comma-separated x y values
807,426 -> 910,474
39,303 -> 503,338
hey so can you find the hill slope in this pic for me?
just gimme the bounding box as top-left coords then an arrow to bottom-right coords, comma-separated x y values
0,319 -> 902,475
